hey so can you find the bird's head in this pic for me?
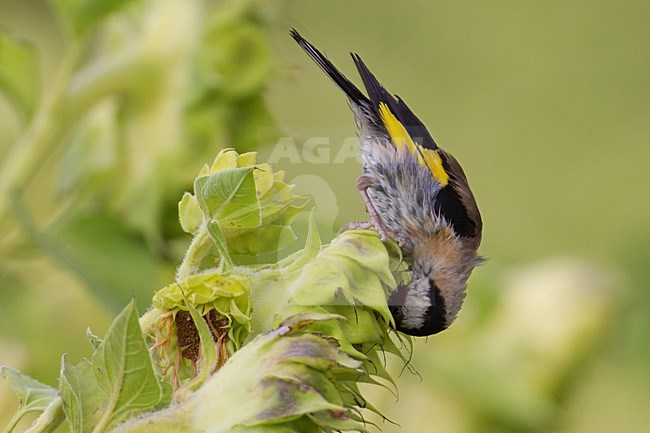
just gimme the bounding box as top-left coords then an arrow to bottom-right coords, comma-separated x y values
389,227 -> 483,336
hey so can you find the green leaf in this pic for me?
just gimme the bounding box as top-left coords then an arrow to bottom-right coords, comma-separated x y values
175,293 -> 218,398
178,193 -> 203,234
276,211 -> 321,272
156,381 -> 173,409
0,32 -> 38,117
290,230 -> 396,327
91,298 -> 162,430
225,224 -> 296,255
86,327 -> 103,351
188,304 -> 218,377
59,357 -> 106,433
0,366 -> 57,412
0,366 -> 58,432
207,220 -> 234,268
51,0 -> 139,37
195,167 -> 261,229
224,200 -> 308,256
153,271 -> 249,311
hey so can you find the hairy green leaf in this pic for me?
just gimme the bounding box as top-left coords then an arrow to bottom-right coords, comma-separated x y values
225,224 -> 295,255
177,291 -> 218,396
195,167 -> 261,228
206,219 -> 234,267
288,230 -> 396,335
0,366 -> 58,432
86,328 -> 102,351
275,211 -> 321,272
59,358 -> 105,433
178,193 -> 203,234
91,298 -> 162,430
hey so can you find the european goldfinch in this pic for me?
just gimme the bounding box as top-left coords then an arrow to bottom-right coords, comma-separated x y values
291,29 -> 483,336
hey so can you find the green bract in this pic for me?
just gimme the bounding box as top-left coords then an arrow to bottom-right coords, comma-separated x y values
153,270 -> 252,351
179,148 -> 309,257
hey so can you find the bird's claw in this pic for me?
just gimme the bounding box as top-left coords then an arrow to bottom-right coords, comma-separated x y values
341,220 -> 397,244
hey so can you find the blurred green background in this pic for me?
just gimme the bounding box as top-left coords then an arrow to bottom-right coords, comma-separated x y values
1,0 -> 649,432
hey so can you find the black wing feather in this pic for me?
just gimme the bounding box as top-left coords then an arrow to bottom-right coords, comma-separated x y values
394,96 -> 439,150
434,187 -> 476,237
351,54 -> 439,150
434,153 -> 480,238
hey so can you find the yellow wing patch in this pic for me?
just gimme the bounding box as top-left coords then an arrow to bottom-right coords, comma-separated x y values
379,102 -> 416,154
378,102 -> 449,186
417,147 -> 449,186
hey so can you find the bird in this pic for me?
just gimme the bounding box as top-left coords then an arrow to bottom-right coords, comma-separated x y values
290,29 -> 483,336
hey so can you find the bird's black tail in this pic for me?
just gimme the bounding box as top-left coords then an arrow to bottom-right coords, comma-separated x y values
290,29 -> 370,107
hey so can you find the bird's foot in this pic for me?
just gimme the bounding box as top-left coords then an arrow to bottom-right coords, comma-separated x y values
353,175 -> 402,244
341,220 -> 375,231
340,219 -> 400,244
